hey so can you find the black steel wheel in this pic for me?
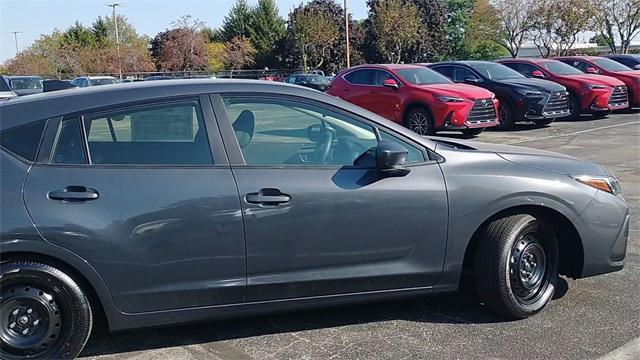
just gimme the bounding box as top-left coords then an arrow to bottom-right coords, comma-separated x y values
404,108 -> 435,135
474,214 -> 558,319
0,261 -> 92,359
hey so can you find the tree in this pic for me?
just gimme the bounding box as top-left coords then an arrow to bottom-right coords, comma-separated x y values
201,26 -> 224,43
493,0 -> 538,58
411,0 -> 450,62
461,0 -> 506,59
287,2 -> 339,72
248,0 -> 285,68
152,16 -> 208,71
206,42 -> 226,72
593,0 -> 640,53
223,37 -> 256,76
444,0 -> 474,59
221,0 -> 253,41
530,0 -> 594,57
369,0 -> 421,63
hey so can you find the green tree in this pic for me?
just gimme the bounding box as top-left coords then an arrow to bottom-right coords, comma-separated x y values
92,17 -> 109,46
369,0 -> 421,63
248,0 -> 285,68
531,0 -> 595,57
62,21 -> 96,48
444,0 -> 474,59
461,0 -> 506,59
201,26 -> 224,43
221,0 -> 253,41
287,1 -> 339,72
411,0 -> 450,62
206,42 -> 226,72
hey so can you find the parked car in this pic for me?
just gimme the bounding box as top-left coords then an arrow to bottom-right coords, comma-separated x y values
602,54 -> 640,70
555,56 -> 640,108
6,76 -> 43,96
285,73 -> 331,91
0,80 -> 629,359
0,76 -> 17,100
428,61 -> 570,129
499,58 -> 629,118
327,64 -> 499,136
70,76 -> 119,88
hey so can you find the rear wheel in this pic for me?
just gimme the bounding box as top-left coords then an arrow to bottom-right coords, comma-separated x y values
0,261 -> 92,359
474,214 -> 558,319
461,128 -> 484,137
496,102 -> 514,130
404,107 -> 435,135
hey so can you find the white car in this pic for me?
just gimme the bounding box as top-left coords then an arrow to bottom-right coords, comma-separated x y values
0,76 -> 17,100
70,76 -> 119,88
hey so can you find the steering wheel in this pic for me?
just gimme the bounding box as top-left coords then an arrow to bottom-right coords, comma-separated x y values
313,127 -> 334,164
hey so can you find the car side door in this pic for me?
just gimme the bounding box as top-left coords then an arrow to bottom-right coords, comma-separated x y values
22,96 -> 246,313
212,93 -> 448,301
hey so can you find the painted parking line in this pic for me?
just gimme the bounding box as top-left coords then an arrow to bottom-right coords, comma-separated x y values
507,120 -> 640,145
598,336 -> 640,360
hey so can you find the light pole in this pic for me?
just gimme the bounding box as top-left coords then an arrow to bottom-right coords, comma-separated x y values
10,31 -> 21,56
107,3 -> 123,80
344,0 -> 350,68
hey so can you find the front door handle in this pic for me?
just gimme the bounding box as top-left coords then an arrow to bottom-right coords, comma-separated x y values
245,188 -> 291,205
48,186 -> 99,201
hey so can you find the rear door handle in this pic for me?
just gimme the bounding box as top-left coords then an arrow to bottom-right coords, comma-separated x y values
48,186 -> 99,201
245,188 -> 291,205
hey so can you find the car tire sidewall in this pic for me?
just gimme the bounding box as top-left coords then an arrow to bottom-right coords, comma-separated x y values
496,101 -> 514,130
0,261 -> 92,360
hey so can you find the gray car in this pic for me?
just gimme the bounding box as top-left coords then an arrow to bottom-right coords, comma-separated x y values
0,80 -> 629,359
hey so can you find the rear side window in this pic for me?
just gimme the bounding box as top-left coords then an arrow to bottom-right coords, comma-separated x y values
50,118 -> 87,164
83,101 -> 213,165
0,120 -> 46,161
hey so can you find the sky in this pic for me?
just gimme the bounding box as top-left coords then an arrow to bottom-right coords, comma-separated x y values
0,0 -> 369,63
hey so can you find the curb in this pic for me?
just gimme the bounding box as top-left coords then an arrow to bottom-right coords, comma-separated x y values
598,337 -> 640,360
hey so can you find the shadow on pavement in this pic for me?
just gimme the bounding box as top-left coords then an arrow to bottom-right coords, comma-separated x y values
80,278 -> 569,358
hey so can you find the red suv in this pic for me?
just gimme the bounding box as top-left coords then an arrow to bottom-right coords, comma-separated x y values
499,58 -> 629,118
555,56 -> 639,109
326,64 -> 499,136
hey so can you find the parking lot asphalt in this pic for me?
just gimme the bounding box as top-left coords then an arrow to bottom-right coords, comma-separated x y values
81,112 -> 640,360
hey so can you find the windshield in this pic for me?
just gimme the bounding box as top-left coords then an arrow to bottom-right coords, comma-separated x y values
469,62 -> 524,80
90,78 -> 119,86
591,58 -> 633,72
396,68 -> 452,85
10,78 -> 43,90
539,61 -> 584,75
306,75 -> 329,84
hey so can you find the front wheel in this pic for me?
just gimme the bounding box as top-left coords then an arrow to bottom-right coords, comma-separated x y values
496,102 -> 515,130
0,261 -> 92,359
474,214 -> 558,319
404,107 -> 435,135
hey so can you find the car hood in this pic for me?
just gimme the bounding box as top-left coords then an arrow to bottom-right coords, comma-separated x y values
431,137 -> 610,177
418,83 -> 494,100
498,77 -> 566,92
562,73 -> 626,86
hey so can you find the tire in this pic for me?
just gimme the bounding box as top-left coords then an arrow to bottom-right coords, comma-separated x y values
474,214 -> 559,319
404,107 -> 435,135
534,118 -> 554,126
0,261 -> 92,359
567,94 -> 581,120
592,110 -> 611,119
461,128 -> 484,137
496,101 -> 515,130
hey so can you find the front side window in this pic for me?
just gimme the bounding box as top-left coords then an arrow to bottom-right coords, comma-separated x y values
84,101 -> 213,165
468,62 -> 524,81
452,67 -> 478,82
344,69 -> 375,85
539,61 -> 583,75
591,58 -> 632,72
223,97 -> 379,166
379,131 -> 425,164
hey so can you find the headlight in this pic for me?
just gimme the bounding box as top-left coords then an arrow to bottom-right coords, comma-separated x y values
584,83 -> 607,90
515,89 -> 544,96
573,175 -> 621,195
439,96 -> 465,103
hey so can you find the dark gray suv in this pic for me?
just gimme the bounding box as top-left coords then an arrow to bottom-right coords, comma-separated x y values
0,80 -> 629,359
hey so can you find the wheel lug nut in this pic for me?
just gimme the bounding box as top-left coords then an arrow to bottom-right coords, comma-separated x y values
12,309 -> 20,316
22,329 -> 29,335
33,320 -> 40,326
9,322 -> 16,329
26,308 -> 33,314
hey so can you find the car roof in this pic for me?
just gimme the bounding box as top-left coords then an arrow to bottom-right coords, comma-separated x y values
7,75 -> 43,79
499,58 -> 556,64
604,54 -> 640,59
87,76 -> 118,79
344,64 -> 425,71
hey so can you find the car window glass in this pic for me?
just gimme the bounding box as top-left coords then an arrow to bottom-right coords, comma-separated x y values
452,66 -> 476,82
379,130 -> 425,164
519,63 -> 539,76
344,69 -> 375,85
0,120 -> 46,161
223,97 -> 379,166
373,70 -> 394,85
50,118 -> 87,164
83,101 -> 213,165
431,66 -> 453,79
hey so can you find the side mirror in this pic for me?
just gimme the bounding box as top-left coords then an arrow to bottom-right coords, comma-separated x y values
531,70 -> 545,78
584,66 -> 599,74
376,140 -> 409,176
464,76 -> 480,84
382,78 -> 399,89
